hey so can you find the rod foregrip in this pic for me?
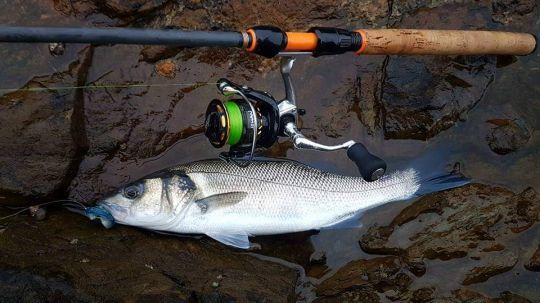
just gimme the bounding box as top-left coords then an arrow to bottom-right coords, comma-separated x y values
356,29 -> 536,56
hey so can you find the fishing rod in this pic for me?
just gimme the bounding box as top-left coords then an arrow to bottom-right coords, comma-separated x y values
0,26 -> 535,56
0,25 -> 536,181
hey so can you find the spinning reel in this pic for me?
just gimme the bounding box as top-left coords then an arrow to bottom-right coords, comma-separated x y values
204,57 -> 386,182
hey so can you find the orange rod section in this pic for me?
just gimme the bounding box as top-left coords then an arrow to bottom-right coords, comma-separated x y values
284,32 -> 318,51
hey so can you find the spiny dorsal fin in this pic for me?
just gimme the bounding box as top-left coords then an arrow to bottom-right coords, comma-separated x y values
195,192 -> 247,214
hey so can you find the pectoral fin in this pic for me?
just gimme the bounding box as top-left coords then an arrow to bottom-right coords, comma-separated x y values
195,192 -> 247,214
206,231 -> 251,249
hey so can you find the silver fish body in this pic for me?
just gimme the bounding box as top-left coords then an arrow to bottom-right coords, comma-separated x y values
97,158 -> 468,249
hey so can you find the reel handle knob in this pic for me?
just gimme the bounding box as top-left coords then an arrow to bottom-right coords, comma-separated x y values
347,143 -> 386,182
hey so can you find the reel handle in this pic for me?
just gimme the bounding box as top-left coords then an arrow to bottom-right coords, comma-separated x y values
347,143 -> 386,182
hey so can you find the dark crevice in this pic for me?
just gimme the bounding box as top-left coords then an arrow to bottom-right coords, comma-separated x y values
378,55 -> 390,138
386,0 -> 395,26
53,46 -> 94,201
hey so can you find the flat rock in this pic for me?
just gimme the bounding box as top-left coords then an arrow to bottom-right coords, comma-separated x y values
0,210 -> 297,302
462,251 -> 518,285
315,256 -> 408,297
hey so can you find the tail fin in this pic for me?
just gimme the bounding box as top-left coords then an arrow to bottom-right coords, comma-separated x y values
404,150 -> 471,197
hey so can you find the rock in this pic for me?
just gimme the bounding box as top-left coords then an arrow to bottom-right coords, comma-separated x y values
361,185 -> 539,262
492,0 -> 538,26
410,287 -> 435,303
378,2 -> 499,140
355,184 -> 539,301
462,251 -> 518,285
382,55 -> 496,140
0,269 -> 93,302
91,0 -> 168,19
485,118 -> 531,155
140,45 -> 183,63
254,231 -> 316,272
315,256 -> 412,300
0,48 -> 93,200
525,245 -> 540,272
453,289 -> 533,303
0,210 -> 297,302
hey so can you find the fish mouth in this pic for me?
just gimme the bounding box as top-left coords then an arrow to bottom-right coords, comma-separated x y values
85,203 -> 115,229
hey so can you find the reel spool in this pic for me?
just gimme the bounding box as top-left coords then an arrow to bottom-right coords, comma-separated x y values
204,79 -> 281,165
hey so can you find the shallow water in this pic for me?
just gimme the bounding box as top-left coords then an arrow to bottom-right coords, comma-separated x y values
0,0 -> 538,302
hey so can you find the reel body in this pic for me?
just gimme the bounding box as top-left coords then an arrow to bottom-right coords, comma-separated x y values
204,58 -> 387,181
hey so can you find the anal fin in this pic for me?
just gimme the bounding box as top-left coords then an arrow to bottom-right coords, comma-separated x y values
206,231 -> 251,249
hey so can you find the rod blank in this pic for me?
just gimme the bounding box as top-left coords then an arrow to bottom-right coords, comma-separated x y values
0,26 -> 245,47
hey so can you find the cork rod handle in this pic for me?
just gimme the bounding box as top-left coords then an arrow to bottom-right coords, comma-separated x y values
356,29 -> 536,56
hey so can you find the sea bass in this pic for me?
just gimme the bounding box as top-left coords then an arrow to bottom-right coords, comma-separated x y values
88,157 -> 469,249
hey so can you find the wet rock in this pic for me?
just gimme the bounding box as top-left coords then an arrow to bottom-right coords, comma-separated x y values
0,269 -> 93,303
525,245 -> 540,272
319,184 -> 539,302
382,54 -> 496,140
362,185 -> 539,263
453,289 -> 533,303
67,43 -> 210,202
342,57 -> 387,136
0,210 -> 297,302
315,256 -> 412,300
462,251 -> 518,285
360,225 -> 403,256
304,250 -> 330,279
0,48 -> 92,200
492,0 -> 538,26
410,287 -> 435,303
140,45 -> 183,63
355,184 -> 539,301
254,231 -> 316,271
485,118 -> 531,155
91,0 -> 168,19
377,0 -> 538,140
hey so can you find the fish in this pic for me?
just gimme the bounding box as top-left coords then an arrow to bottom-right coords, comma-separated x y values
86,156 -> 469,249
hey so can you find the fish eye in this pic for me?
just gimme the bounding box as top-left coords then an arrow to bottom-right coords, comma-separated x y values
123,184 -> 144,200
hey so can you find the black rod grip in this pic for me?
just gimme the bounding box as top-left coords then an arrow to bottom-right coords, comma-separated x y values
347,143 -> 386,182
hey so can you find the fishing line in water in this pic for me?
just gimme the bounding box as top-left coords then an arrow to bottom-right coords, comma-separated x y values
0,82 -> 219,94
